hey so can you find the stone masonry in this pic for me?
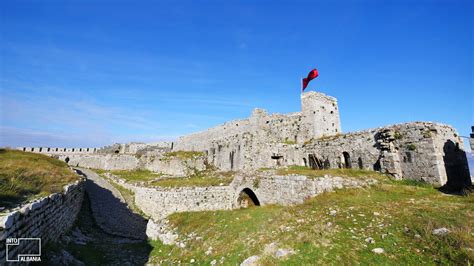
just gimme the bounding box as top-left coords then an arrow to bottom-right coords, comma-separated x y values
15,91 -> 471,188
0,180 -> 85,262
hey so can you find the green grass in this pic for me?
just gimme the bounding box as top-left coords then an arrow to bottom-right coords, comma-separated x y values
150,170 -> 235,188
99,168 -> 234,188
161,151 -> 205,161
276,165 -> 389,181
147,181 -> 473,265
0,149 -> 80,208
108,169 -> 162,183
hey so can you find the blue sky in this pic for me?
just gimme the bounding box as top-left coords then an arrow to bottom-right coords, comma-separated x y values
1,0 -> 472,149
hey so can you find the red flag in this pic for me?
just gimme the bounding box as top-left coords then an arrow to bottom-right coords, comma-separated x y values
302,69 -> 319,91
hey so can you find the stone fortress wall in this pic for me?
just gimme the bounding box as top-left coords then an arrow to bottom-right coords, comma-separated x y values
15,91 -> 471,188
0,179 -> 85,262
109,171 -> 374,222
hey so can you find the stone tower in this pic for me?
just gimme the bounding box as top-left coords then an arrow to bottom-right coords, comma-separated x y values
301,91 -> 341,141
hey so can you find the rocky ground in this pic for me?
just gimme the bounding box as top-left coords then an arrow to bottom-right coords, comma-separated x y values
42,195 -> 152,265
78,168 -> 148,239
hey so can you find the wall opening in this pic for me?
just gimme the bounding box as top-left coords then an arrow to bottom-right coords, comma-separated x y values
23,148 -> 26,151
324,158 -> 331,169
303,158 -> 307,167
237,188 -> 260,208
65,157 -> 70,163
358,157 -> 363,169
308,154 -> 323,170
342,152 -> 351,169
39,148 -> 43,152
114,150 -> 120,154
373,159 -> 381,172
229,151 -> 235,170
271,154 -> 283,166
56,148 -> 59,152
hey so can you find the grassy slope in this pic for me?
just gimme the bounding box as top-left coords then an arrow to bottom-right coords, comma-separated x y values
147,180 -> 473,264
149,170 -> 234,188
105,169 -> 162,183
0,149 -> 80,208
102,169 -> 234,188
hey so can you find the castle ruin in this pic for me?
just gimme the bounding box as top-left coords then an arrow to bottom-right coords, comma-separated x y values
16,91 -> 472,189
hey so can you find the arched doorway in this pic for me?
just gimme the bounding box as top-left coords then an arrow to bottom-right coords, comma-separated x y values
65,157 -> 70,163
237,188 -> 260,208
342,152 -> 351,169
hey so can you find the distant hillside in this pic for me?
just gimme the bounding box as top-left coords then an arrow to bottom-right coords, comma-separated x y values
0,149 -> 80,209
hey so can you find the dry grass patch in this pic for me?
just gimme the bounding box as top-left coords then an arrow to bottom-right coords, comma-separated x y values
108,169 -> 162,183
161,151 -> 205,161
276,165 -> 389,181
150,170 -> 235,188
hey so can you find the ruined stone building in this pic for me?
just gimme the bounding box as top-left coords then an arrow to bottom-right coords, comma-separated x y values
16,91 -> 472,189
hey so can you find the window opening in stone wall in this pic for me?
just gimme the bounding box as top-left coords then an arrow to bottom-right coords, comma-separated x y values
271,154 -> 283,166
358,157 -> 363,169
65,157 -> 70,163
230,151 -> 235,170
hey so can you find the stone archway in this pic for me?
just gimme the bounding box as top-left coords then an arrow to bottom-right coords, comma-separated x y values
237,188 -> 260,208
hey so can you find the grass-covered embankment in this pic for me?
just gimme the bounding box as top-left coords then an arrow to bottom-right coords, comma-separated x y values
0,149 -> 80,208
99,168 -> 234,188
147,178 -> 473,264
